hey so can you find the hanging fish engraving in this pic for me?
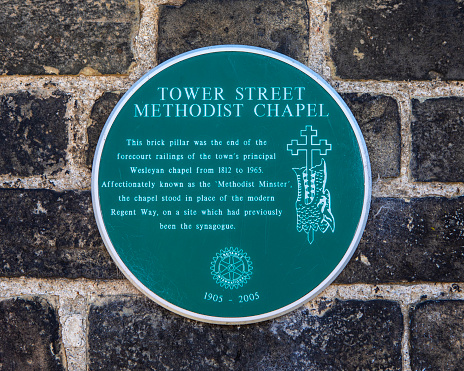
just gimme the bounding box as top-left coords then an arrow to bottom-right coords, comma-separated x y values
287,125 -> 335,244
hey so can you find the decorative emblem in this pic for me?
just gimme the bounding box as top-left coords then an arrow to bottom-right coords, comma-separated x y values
211,247 -> 253,289
287,125 -> 335,244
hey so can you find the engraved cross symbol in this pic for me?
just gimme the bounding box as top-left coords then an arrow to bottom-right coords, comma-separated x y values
287,125 -> 332,169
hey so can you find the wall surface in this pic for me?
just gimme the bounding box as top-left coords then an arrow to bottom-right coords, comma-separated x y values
1,0 -> 464,369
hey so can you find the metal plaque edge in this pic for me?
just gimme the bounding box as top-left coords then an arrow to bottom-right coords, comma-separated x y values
91,45 -> 372,324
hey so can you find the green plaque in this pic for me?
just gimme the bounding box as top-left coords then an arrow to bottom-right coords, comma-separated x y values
92,46 -> 371,324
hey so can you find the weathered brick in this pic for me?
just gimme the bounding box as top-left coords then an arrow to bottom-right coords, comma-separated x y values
410,300 -> 464,370
0,0 -> 139,75
0,297 -> 65,370
342,93 -> 401,178
0,92 -> 68,176
87,92 -> 124,168
88,296 -> 403,370
0,189 -> 119,279
330,0 -> 464,80
338,197 -> 464,283
411,97 -> 464,182
158,0 -> 309,64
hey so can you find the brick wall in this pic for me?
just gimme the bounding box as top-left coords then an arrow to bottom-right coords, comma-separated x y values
1,0 -> 464,369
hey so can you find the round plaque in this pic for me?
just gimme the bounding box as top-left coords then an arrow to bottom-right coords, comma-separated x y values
92,46 -> 371,324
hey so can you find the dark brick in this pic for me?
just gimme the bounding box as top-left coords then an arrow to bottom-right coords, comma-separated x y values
0,0 -> 139,75
89,296 -> 402,370
342,93 -> 401,178
0,92 -> 68,176
0,297 -> 65,370
87,92 -> 124,168
158,0 -> 309,64
0,189 -> 119,279
338,197 -> 464,283
411,97 -> 464,182
330,0 -> 464,80
410,300 -> 464,370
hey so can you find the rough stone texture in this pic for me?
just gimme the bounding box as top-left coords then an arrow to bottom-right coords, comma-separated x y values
87,92 -> 124,168
0,91 -> 68,176
330,0 -> 464,80
88,296 -> 403,370
0,189 -> 119,279
411,97 -> 464,182
0,296 -> 65,370
158,0 -> 309,64
342,93 -> 401,178
0,0 -> 139,75
410,300 -> 464,371
338,197 -> 464,283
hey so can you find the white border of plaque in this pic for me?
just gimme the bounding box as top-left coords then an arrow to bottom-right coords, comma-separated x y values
92,45 -> 372,324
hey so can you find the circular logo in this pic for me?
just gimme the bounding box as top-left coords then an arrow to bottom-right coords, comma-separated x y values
211,247 -> 253,289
